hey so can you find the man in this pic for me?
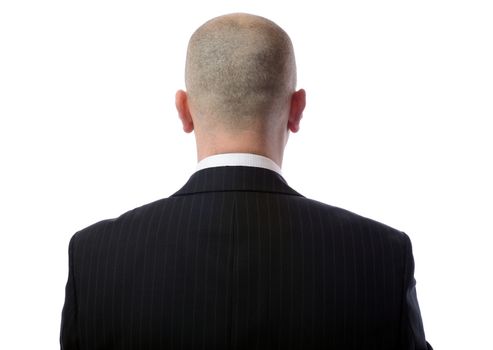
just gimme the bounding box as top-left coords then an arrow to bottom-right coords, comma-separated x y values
60,13 -> 432,350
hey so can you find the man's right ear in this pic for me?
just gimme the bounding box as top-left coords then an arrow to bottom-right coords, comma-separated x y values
288,89 -> 306,133
175,90 -> 194,133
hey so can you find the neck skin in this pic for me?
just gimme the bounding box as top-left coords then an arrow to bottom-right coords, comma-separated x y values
193,126 -> 288,168
175,88 -> 305,169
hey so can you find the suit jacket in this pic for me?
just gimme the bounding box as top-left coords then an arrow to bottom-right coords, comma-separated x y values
61,166 -> 432,349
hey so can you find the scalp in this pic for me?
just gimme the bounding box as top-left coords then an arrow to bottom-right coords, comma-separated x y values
185,13 -> 296,129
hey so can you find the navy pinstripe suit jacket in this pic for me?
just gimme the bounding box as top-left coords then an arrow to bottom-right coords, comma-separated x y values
61,166 -> 432,349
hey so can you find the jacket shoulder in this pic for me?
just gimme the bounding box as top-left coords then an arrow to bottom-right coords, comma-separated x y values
296,196 -> 409,247
70,197 -> 170,245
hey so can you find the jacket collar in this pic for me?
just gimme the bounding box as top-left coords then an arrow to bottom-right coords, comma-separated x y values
171,166 -> 303,197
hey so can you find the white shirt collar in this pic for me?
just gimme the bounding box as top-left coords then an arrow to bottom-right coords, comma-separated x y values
196,153 -> 282,176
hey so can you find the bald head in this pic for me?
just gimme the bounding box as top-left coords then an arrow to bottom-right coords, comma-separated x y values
184,13 -> 297,130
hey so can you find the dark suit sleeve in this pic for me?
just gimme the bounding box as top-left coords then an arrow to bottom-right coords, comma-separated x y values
60,233 -> 79,350
400,233 -> 433,350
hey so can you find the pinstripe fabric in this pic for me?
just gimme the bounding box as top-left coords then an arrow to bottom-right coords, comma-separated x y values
60,166 -> 432,349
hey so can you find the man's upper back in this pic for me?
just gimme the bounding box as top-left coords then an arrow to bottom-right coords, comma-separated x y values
61,166 -> 429,349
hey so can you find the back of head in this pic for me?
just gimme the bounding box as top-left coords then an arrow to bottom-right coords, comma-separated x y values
185,13 -> 297,130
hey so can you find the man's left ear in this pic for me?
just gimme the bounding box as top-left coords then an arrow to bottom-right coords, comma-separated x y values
288,89 -> 306,133
175,90 -> 194,133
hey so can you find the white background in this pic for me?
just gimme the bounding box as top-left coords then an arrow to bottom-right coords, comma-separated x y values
1,1 -> 492,349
